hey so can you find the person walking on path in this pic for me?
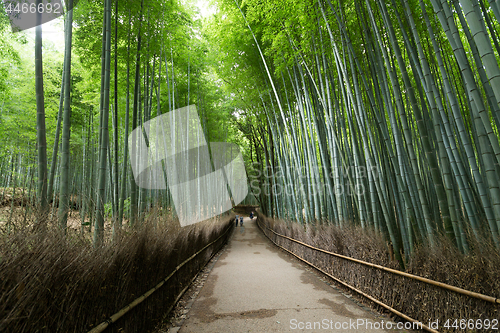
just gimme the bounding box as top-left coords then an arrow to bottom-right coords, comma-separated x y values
235,215 -> 239,227
240,216 -> 244,226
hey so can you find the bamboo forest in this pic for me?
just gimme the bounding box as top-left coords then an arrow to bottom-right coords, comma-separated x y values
1,0 -> 500,331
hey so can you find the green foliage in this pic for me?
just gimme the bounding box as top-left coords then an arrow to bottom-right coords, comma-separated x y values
208,0 -> 500,261
0,32 -> 62,155
104,198 -> 130,218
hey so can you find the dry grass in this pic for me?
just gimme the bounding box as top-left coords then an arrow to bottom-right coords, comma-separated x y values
257,212 -> 500,332
0,205 -> 234,333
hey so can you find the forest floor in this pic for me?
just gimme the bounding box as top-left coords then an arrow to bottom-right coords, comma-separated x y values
0,187 -> 115,235
0,205 -> 89,228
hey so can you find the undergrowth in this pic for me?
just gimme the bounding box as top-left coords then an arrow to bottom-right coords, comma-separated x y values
257,212 -> 500,332
0,210 -> 233,332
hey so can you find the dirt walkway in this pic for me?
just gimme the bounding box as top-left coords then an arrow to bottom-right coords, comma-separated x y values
172,217 -> 412,333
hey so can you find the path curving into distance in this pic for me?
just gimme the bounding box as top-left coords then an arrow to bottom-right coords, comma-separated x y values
171,217 -> 413,333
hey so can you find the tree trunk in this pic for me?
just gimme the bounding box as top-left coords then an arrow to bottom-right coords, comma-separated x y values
34,0 -> 48,231
57,0 -> 74,232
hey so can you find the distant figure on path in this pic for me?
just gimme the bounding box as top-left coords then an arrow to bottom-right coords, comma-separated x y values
235,215 -> 239,227
240,216 -> 244,226
249,211 -> 254,219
